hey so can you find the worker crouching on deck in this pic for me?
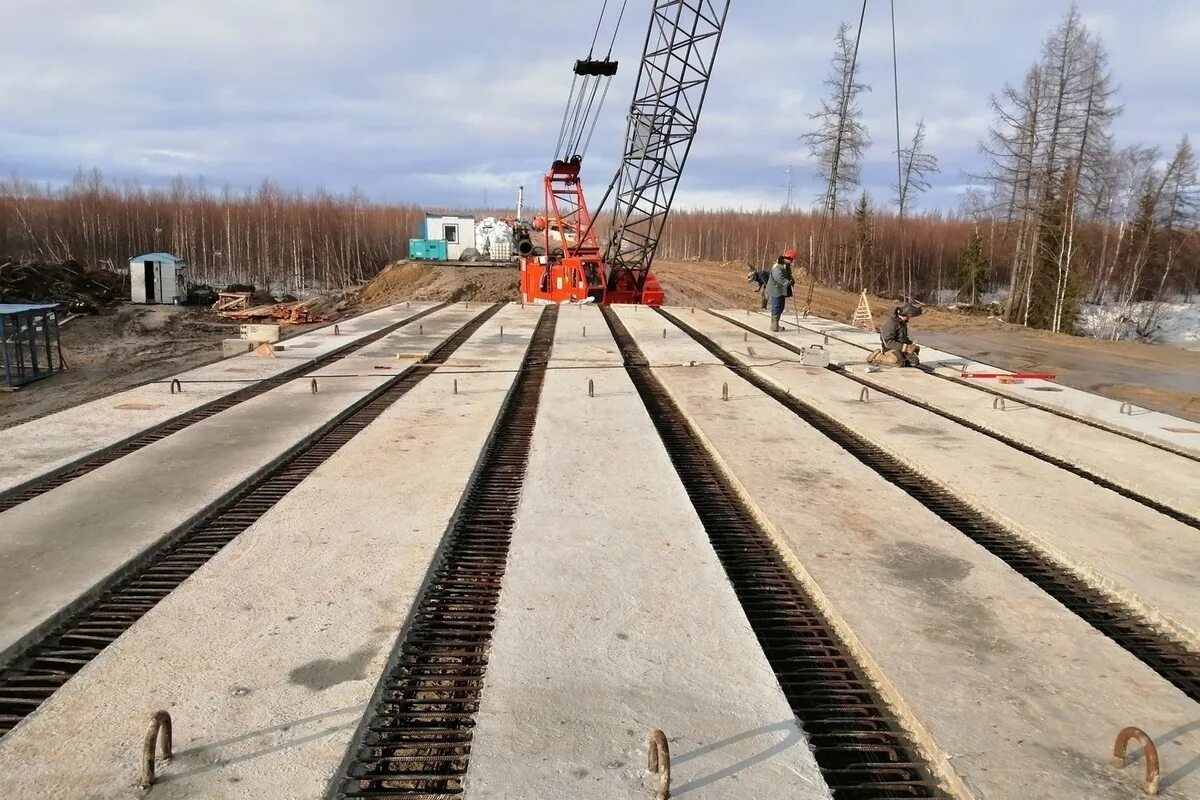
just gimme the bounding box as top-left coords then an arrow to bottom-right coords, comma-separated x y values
747,250 -> 796,331
869,302 -> 922,367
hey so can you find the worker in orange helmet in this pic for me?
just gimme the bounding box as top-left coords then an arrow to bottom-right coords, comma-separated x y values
746,249 -> 797,327
765,249 -> 796,331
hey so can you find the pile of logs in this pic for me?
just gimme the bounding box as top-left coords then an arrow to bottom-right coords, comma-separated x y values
217,298 -> 337,325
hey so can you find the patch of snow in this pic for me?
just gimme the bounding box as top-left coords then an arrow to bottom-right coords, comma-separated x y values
932,287 -> 1009,307
1078,301 -> 1200,351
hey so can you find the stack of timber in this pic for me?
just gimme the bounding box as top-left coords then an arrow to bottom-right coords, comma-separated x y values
217,298 -> 337,325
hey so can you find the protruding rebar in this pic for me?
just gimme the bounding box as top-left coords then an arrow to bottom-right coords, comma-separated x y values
647,730 -> 671,800
1111,727 -> 1159,795
140,711 -> 173,789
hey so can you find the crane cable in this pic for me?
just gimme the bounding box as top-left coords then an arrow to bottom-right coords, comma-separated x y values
578,0 -> 630,157
890,0 -> 910,300
555,0 -> 628,161
806,0 -> 869,310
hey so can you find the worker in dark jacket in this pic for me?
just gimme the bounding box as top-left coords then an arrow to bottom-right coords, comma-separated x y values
875,302 -> 922,366
763,249 -> 796,330
747,249 -> 795,324
746,267 -> 768,309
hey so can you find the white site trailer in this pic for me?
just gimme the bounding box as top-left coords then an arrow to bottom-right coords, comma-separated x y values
423,214 -> 477,260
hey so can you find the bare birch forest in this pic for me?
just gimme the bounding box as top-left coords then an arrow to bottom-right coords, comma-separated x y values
0,172 -> 423,293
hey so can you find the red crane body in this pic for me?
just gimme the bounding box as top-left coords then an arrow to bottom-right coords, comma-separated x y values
518,158 -> 664,305
518,1 -> 728,307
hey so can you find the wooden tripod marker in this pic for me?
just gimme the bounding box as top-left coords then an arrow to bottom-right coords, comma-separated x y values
851,290 -> 875,332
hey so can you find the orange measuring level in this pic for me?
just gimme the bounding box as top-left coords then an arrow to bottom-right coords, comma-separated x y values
960,372 -> 1057,380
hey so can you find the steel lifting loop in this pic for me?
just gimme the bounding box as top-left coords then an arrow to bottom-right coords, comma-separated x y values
588,379 -> 594,398
859,387 -> 870,403
743,331 -> 748,342
310,378 -> 319,394
690,306 -> 695,314
1111,727 -> 1159,795
169,378 -> 182,395
722,382 -> 729,401
419,324 -> 424,335
824,333 -> 830,344
333,324 -> 340,336
453,379 -> 459,395
1120,401 -> 1134,415
647,729 -> 671,800
662,328 -> 667,339
583,325 -> 587,337
993,396 -> 1006,411
140,710 -> 173,789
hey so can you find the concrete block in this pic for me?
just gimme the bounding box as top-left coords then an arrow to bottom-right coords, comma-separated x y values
222,338 -> 255,357
239,323 -> 281,343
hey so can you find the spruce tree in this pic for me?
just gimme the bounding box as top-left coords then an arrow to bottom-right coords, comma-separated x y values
1026,173 -> 1082,332
956,232 -> 989,305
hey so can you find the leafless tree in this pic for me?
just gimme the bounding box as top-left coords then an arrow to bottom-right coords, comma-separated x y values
894,119 -> 940,217
802,22 -> 871,218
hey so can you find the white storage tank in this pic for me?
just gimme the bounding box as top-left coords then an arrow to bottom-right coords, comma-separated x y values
129,253 -> 187,304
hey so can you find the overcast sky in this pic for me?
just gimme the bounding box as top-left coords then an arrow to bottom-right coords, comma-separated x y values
1,0 -> 1196,212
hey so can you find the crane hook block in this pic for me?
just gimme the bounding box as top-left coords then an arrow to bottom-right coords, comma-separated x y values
574,58 -> 618,77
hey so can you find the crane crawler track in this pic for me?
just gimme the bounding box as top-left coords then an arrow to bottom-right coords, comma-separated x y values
713,312 -> 1199,529
0,302 -> 450,514
664,309 -> 1200,703
331,305 -> 556,800
0,303 -> 502,739
603,307 -> 946,800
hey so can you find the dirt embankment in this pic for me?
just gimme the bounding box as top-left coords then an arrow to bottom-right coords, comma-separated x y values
652,258 -> 1200,422
354,262 -> 519,309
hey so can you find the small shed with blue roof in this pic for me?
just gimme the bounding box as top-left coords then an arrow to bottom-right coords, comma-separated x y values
129,252 -> 187,304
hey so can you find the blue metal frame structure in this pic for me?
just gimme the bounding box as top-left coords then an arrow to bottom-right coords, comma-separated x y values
0,304 -> 65,389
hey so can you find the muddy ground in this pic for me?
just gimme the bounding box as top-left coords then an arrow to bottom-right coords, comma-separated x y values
0,306 -> 319,429
2,259 -> 1196,427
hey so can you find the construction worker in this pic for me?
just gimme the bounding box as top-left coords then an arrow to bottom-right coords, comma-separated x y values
873,302 -> 922,366
747,250 -> 796,328
767,250 -> 796,330
746,267 -> 768,309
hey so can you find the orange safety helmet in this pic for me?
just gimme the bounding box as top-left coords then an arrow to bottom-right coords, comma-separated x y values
782,249 -> 797,261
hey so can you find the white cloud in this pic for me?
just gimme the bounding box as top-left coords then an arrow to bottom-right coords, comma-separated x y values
0,0 -> 1196,211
